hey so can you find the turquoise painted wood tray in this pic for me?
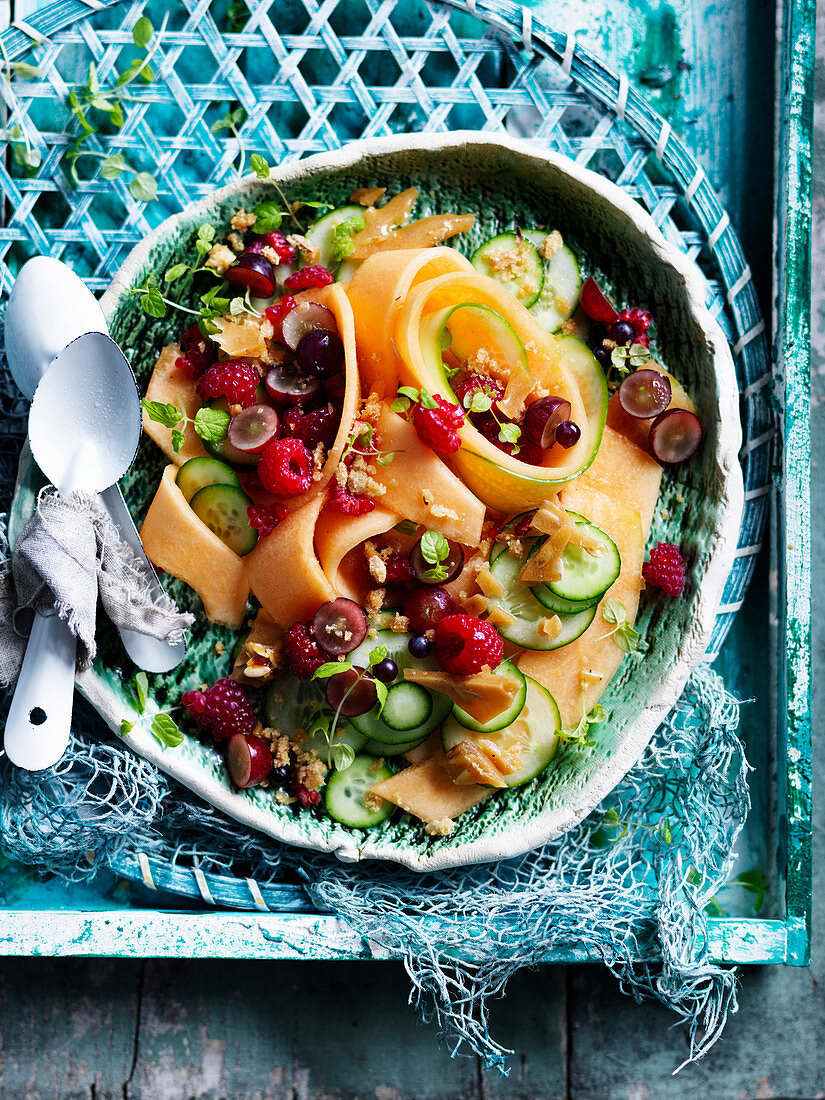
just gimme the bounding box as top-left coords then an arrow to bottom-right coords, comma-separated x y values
0,0 -> 812,964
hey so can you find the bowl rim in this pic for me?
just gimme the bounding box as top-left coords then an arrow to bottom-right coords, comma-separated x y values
93,130 -> 744,871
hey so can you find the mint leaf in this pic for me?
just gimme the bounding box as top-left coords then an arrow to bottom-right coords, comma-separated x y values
151,713 -> 184,748
602,598 -> 626,626
250,153 -> 270,179
332,742 -> 356,771
193,406 -> 230,442
171,429 -> 185,453
134,670 -> 149,713
374,678 -> 388,717
394,520 -> 419,536
312,661 -> 353,680
368,645 -> 388,665
120,719 -> 134,737
164,263 -> 189,283
141,399 -> 182,428
132,15 -> 153,48
140,284 -> 166,317
419,529 -> 449,566
252,200 -> 283,233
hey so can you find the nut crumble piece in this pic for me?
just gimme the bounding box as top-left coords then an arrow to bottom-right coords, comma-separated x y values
231,209 -> 257,231
205,243 -> 236,275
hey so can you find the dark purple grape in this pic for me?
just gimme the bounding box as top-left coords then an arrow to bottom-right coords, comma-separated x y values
372,658 -> 398,684
408,634 -> 432,659
648,408 -> 703,464
409,537 -> 464,585
312,598 -> 368,655
403,585 -> 455,633
325,668 -> 377,717
618,369 -> 672,419
225,253 -> 277,298
296,331 -> 345,379
227,405 -> 279,455
556,420 -> 581,449
281,302 -> 337,350
593,345 -> 611,370
523,396 -> 573,449
610,319 -> 636,346
264,364 -> 321,406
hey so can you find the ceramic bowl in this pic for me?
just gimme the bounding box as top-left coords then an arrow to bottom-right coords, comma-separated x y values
19,132 -> 743,870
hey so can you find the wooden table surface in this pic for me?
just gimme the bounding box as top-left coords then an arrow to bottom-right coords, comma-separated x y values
0,1 -> 822,1096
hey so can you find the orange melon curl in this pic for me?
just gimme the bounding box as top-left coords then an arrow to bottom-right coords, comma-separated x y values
344,247 -> 474,397
394,272 -> 609,515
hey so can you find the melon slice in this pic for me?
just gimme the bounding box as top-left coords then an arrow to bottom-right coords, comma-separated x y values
139,464 -> 249,628
566,425 -> 662,538
344,247 -> 474,395
517,485 -> 644,727
403,668 -> 523,726
371,404 -> 485,546
351,214 -> 475,258
142,344 -> 208,465
314,503 -> 399,600
246,493 -> 335,627
368,754 -> 491,824
348,188 -> 419,258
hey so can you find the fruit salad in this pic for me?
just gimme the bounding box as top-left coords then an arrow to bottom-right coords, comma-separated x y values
138,186 -> 700,837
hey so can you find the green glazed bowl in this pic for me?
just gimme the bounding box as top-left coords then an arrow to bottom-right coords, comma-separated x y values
18,133 -> 743,870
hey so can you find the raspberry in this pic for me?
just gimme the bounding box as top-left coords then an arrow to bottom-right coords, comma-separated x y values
182,678 -> 256,741
328,482 -> 376,516
247,231 -> 296,265
285,621 -> 326,679
643,542 -> 686,597
283,265 -> 335,291
619,307 -> 653,335
247,504 -> 282,538
258,437 -> 313,496
285,405 -> 337,449
297,787 -> 322,809
434,614 -> 503,676
264,295 -> 297,343
412,394 -> 464,454
384,552 -> 415,583
175,322 -> 215,379
197,360 -> 259,407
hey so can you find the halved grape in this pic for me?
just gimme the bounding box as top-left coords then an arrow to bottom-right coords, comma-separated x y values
313,598 -> 368,655
409,537 -> 464,585
649,408 -> 703,463
326,668 -> 377,717
523,396 -> 572,448
579,276 -> 618,323
619,369 -> 672,419
265,364 -> 321,406
281,301 -> 337,350
227,404 -> 280,455
225,254 -> 277,298
403,585 -> 455,633
226,733 -> 272,789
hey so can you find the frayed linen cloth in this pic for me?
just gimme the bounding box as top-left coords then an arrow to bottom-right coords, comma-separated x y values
0,487 -> 193,683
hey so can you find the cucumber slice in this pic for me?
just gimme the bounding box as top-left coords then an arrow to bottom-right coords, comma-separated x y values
347,630 -> 452,746
471,232 -> 544,308
306,205 -> 366,271
532,512 -> 621,605
190,484 -> 258,556
530,586 -> 599,615
176,456 -> 241,503
364,734 -> 428,757
451,659 -> 526,733
442,675 -> 560,788
523,231 -> 582,333
381,681 -> 433,732
202,385 -> 269,469
488,546 -> 596,650
325,753 -> 394,828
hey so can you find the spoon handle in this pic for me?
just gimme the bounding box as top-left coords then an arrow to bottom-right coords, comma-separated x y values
4,611 -> 77,771
99,484 -> 187,674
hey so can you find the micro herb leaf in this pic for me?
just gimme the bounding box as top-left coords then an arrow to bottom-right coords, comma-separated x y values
390,397 -> 410,415
312,661 -> 354,680
397,386 -> 420,402
134,670 -> 149,713
164,262 -> 189,283
374,678 -> 388,717
132,15 -> 153,48
11,62 -> 41,80
419,529 -> 449,566
376,451 -> 395,466
211,107 -> 246,134
466,391 -> 493,413
602,598 -> 626,626
129,171 -> 158,203
394,520 -> 419,536
421,566 -> 449,581
193,406 -> 231,442
368,645 -> 388,666
250,153 -> 270,178
151,712 -> 184,748
101,153 -> 126,180
229,295 -> 246,316
498,422 -> 521,447
12,143 -> 40,170
252,200 -> 284,233
297,200 -> 333,211
614,623 -> 641,653
141,399 -> 183,428
332,742 -> 355,771
171,429 -> 185,453
120,719 -> 135,737
418,388 -> 437,410
560,695 -> 606,747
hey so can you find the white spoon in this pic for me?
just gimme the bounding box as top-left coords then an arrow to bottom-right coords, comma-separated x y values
5,257 -> 186,673
4,333 -> 143,771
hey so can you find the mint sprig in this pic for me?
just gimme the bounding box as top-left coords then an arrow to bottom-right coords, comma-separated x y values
419,529 -> 450,581
599,598 -> 642,653
142,399 -> 230,452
